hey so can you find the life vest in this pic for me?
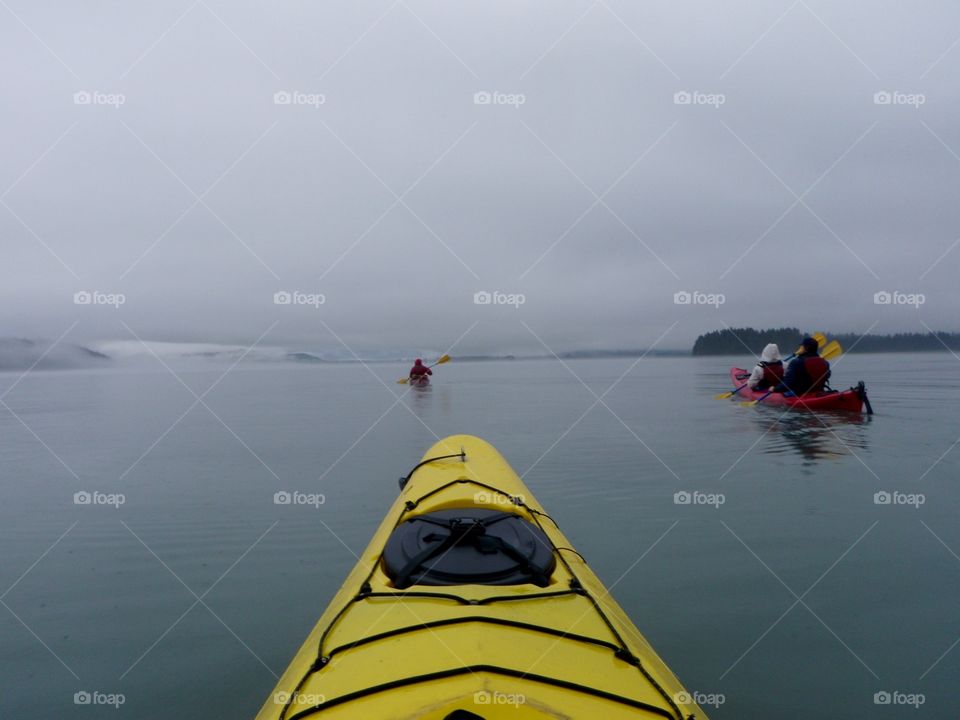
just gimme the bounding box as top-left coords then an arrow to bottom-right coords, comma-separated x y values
802,356 -> 830,393
760,361 -> 784,387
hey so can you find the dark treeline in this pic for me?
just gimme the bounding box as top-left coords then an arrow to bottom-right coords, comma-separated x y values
693,328 -> 807,355
692,328 -> 960,355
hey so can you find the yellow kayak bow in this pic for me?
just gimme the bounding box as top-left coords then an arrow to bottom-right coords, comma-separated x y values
255,435 -> 707,720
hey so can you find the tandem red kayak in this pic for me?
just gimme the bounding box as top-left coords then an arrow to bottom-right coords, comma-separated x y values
730,368 -> 870,413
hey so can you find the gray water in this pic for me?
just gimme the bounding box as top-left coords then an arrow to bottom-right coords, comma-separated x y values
1,353 -> 958,718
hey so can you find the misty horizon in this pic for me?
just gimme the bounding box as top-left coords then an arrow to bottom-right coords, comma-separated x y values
4,2 -> 959,357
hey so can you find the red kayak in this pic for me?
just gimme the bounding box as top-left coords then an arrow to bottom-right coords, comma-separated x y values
729,367 -> 869,412
409,375 -> 430,387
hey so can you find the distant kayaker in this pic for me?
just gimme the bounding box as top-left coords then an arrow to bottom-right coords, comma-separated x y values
747,343 -> 784,391
774,337 -> 831,395
409,359 -> 433,381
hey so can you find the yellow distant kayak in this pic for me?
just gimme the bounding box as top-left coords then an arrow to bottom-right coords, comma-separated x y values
255,435 -> 707,719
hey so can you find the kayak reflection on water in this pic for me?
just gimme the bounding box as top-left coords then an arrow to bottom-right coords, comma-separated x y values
753,411 -> 871,465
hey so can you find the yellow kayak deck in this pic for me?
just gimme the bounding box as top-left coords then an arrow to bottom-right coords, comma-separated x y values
255,435 -> 706,719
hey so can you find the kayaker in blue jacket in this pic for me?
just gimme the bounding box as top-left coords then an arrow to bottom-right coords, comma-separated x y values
774,337 -> 831,396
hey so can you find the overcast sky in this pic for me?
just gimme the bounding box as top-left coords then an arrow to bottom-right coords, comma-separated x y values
2,1 -> 959,355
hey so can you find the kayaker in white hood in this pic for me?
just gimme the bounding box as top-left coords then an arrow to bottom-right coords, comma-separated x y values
747,343 -> 785,390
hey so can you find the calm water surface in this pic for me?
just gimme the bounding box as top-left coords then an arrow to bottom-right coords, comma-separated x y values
2,353 -> 958,718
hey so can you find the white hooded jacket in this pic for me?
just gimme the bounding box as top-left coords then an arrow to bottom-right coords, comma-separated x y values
747,343 -> 782,390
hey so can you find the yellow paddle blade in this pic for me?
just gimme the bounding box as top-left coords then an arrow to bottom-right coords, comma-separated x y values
397,377 -> 409,384
738,399 -> 760,407
714,391 -> 735,400
821,340 -> 842,361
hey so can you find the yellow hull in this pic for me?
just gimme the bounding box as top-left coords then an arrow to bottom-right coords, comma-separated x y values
255,435 -> 707,719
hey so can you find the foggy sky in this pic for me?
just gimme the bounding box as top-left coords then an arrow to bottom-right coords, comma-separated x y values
3,1 -> 959,355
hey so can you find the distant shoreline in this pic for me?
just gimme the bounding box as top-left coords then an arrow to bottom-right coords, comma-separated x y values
4,335 -> 960,373
692,327 -> 960,356
457,347 -> 960,360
